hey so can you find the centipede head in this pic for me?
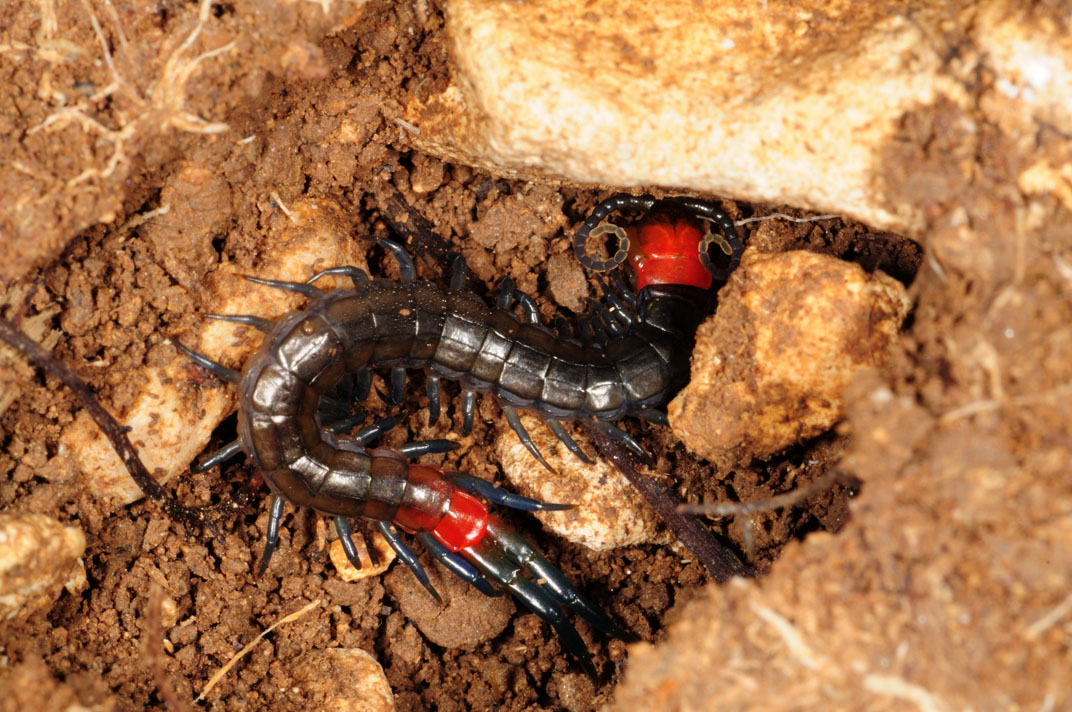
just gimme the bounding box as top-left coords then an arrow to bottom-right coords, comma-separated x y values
626,201 -> 731,291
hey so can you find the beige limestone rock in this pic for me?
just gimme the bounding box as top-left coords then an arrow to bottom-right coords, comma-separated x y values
0,512 -> 86,621
329,530 -> 396,583
291,648 -> 395,712
496,414 -> 668,551
669,249 -> 910,466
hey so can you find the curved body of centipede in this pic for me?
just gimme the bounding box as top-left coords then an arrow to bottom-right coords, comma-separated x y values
176,194 -> 741,674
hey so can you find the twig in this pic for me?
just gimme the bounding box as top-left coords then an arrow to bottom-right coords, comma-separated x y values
732,212 -> 841,227
196,599 -> 322,702
580,421 -> 751,583
0,318 -> 221,533
679,468 -> 846,517
378,189 -> 453,262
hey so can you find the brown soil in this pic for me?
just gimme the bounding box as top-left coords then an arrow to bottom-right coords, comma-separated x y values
0,2 -> 922,711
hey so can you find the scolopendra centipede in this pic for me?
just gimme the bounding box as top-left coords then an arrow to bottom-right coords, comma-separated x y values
174,193 -> 742,675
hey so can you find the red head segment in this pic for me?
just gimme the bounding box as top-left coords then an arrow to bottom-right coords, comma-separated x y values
574,199 -> 741,291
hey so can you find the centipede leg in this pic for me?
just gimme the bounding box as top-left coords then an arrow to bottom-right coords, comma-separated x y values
398,439 -> 460,458
461,390 -> 476,436
307,265 -> 369,287
495,276 -> 515,310
417,533 -> 501,597
389,367 -> 406,405
355,367 -> 373,401
593,421 -> 654,466
486,519 -> 637,642
450,473 -> 572,511
204,313 -> 274,332
590,301 -> 623,336
637,408 -> 670,427
576,317 -> 596,347
514,290 -> 540,324
611,273 -> 637,310
426,375 -> 441,425
503,406 -> 556,473
242,275 -> 323,298
334,516 -> 365,570
603,292 -> 635,328
377,522 -> 442,603
257,495 -> 286,575
553,316 -> 574,340
351,412 -> 407,445
173,341 -> 241,384
449,253 -> 467,290
326,412 -> 370,435
192,440 -> 244,473
464,536 -> 597,679
546,419 -> 594,463
377,238 -> 417,282
587,312 -> 609,345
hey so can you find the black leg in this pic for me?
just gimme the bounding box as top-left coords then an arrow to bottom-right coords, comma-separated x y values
450,473 -> 573,511
242,275 -> 322,298
514,290 -> 540,324
463,536 -> 597,680
355,367 -> 373,401
487,519 -> 637,642
306,265 -> 369,288
193,440 -> 244,473
495,276 -> 515,310
376,238 -> 417,282
503,406 -> 556,473
173,341 -> 240,384
257,496 -> 286,575
593,421 -> 654,466
449,253 -> 467,290
546,419 -> 593,463
352,413 -> 407,446
398,439 -> 460,458
417,532 -> 501,598
611,273 -> 637,310
377,521 -> 442,603
334,516 -> 365,570
637,408 -> 669,426
204,313 -> 274,332
461,390 -> 476,436
427,375 -> 441,425
389,367 -> 406,405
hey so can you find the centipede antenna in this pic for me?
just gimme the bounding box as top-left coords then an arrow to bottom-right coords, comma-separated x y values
426,375 -> 441,425
638,408 -> 670,427
495,276 -> 515,310
377,522 -> 442,604
389,367 -> 406,405
307,265 -> 370,288
611,273 -> 637,310
593,420 -> 654,466
243,275 -> 323,298
514,290 -> 540,324
173,341 -> 241,384
503,406 -> 556,473
355,367 -> 373,401
546,419 -> 594,463
399,439 -> 461,458
461,390 -> 476,436
193,440 -> 244,473
417,533 -> 502,598
450,473 -> 573,512
603,293 -> 635,327
352,412 -> 407,445
203,313 -> 274,332
334,517 -> 365,571
257,496 -> 286,575
376,238 -> 417,282
448,253 -> 468,290
489,523 -> 638,642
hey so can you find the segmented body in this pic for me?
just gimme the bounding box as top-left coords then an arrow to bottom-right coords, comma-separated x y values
179,194 -> 742,674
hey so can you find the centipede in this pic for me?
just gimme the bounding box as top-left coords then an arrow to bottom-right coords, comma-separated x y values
173,193 -> 743,676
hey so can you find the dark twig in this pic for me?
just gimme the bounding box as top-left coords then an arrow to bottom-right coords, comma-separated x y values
580,421 -> 752,583
0,317 -> 221,534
